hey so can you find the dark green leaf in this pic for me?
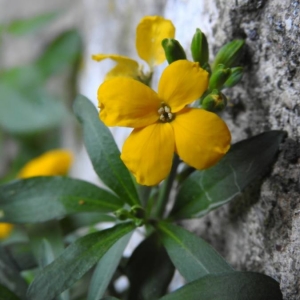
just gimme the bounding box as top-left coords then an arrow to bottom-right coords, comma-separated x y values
87,232 -> 132,300
100,297 -> 120,300
158,223 -> 233,282
27,221 -> 65,267
27,222 -> 135,300
171,131 -> 286,219
160,272 -> 282,300
0,284 -> 21,300
0,246 -> 28,299
6,11 -> 58,36
0,83 -> 67,134
126,233 -> 175,300
4,243 -> 36,271
36,29 -> 82,78
73,95 -> 139,206
0,176 -> 123,223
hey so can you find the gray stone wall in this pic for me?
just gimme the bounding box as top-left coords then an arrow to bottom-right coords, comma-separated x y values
181,1 -> 300,299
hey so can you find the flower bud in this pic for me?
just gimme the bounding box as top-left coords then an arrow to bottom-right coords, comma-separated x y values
130,205 -> 146,219
114,209 -> 129,221
212,39 -> 245,71
162,38 -> 186,64
223,67 -> 244,88
201,90 -> 227,112
191,28 -> 209,66
209,66 -> 231,90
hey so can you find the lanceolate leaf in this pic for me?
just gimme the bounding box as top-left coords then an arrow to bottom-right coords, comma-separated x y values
160,272 -> 282,300
158,223 -> 233,282
171,131 -> 286,219
0,177 -> 123,223
0,247 -> 28,299
126,233 -> 175,300
27,222 -> 135,300
0,284 -> 21,300
87,232 -> 132,300
73,95 -> 139,206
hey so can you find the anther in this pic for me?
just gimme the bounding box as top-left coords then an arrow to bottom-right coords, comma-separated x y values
164,106 -> 171,113
158,107 -> 164,114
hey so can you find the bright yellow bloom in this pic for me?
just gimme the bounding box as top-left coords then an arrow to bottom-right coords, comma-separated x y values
0,223 -> 13,239
92,16 -> 175,80
18,149 -> 73,178
98,60 -> 231,186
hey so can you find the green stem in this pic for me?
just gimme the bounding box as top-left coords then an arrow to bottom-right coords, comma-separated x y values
153,154 -> 180,219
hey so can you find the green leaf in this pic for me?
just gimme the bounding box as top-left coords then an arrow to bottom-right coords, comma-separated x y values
6,11 -> 59,36
4,242 -> 36,271
36,29 -> 82,78
126,233 -> 175,300
158,223 -> 233,282
0,246 -> 28,298
27,222 -> 135,300
27,221 -> 65,267
87,232 -> 132,300
0,284 -> 21,300
160,272 -> 282,300
0,83 -> 67,134
171,131 -> 286,219
73,95 -> 139,206
0,177 -> 123,223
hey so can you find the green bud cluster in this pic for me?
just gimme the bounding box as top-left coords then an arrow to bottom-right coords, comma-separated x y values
161,28 -> 245,113
114,205 -> 146,226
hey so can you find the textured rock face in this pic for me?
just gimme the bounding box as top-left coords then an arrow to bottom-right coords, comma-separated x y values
181,1 -> 300,299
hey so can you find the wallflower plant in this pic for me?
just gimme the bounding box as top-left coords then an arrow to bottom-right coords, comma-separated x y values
0,16 -> 285,300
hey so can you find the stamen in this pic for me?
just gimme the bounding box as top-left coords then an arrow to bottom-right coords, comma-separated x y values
158,107 -> 164,114
158,103 -> 175,123
164,106 -> 170,113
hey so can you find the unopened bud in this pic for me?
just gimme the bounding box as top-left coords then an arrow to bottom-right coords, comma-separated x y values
114,209 -> 129,221
212,39 -> 245,71
223,67 -> 244,88
201,90 -> 227,112
130,205 -> 146,219
191,28 -> 209,66
209,66 -> 231,90
162,38 -> 186,64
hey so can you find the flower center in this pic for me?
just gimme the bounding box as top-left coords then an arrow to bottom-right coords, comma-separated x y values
158,103 -> 175,123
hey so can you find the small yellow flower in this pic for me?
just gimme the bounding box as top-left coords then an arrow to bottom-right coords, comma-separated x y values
0,223 -> 13,239
98,60 -> 231,186
18,149 -> 73,178
92,16 -> 175,80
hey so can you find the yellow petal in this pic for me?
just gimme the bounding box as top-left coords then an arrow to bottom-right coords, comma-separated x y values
0,223 -> 13,239
158,60 -> 209,112
136,16 -> 175,67
18,149 -> 73,178
98,77 -> 160,128
92,54 -> 140,79
172,108 -> 231,170
121,123 -> 174,185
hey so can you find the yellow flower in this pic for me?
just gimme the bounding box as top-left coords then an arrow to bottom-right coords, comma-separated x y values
0,223 -> 13,239
98,60 -> 231,186
18,149 -> 73,178
92,16 -> 175,80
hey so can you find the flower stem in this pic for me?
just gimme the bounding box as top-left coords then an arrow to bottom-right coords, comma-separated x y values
153,154 -> 180,219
